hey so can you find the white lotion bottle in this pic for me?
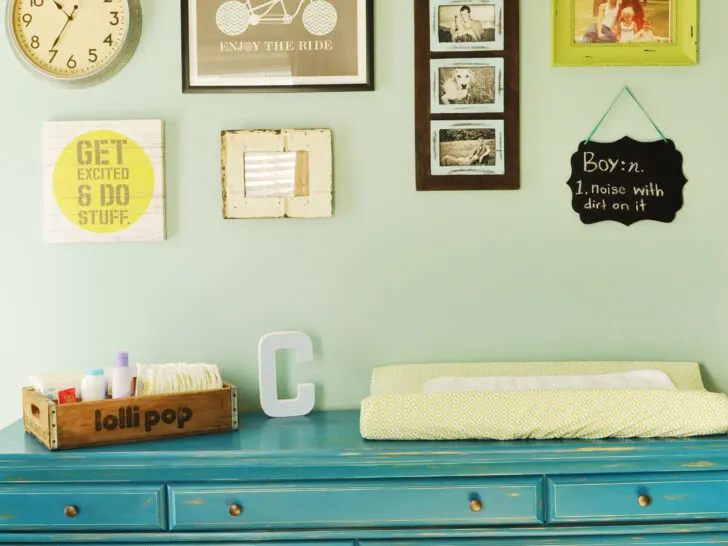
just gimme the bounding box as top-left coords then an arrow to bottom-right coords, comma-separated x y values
81,369 -> 108,401
111,351 -> 133,399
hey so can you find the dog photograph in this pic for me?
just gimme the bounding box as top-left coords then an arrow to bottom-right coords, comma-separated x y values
575,0 -> 672,44
431,58 -> 504,114
431,120 -> 505,176
430,0 -> 504,51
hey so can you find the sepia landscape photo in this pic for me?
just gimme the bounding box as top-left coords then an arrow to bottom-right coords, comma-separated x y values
431,120 -> 505,176
439,128 -> 497,167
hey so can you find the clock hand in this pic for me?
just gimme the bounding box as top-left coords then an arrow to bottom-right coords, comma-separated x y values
52,0 -> 72,18
51,5 -> 77,49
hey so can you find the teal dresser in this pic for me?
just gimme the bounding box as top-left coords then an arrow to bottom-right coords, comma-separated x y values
2,410 -> 728,544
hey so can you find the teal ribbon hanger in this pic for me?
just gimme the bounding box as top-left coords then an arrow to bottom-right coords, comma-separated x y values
586,86 -> 667,144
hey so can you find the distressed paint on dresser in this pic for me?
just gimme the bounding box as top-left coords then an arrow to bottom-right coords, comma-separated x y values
1,410 -> 728,544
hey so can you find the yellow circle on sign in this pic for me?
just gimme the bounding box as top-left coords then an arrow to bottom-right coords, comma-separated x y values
53,130 -> 154,234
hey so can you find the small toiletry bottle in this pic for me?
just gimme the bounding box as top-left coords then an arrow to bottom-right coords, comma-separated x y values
81,369 -> 108,402
112,351 -> 133,399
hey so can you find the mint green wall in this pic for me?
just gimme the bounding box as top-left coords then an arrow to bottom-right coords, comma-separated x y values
1,1 -> 726,427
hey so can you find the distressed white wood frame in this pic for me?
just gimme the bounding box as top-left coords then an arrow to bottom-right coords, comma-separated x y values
43,119 -> 165,244
222,129 -> 332,219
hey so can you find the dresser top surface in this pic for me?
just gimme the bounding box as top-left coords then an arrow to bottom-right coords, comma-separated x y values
1,410 -> 728,481
2,409 -> 728,457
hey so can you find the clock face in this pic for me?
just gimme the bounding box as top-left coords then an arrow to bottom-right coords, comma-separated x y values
9,0 -> 132,81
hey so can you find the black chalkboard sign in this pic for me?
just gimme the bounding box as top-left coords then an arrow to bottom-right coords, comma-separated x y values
567,137 -> 687,226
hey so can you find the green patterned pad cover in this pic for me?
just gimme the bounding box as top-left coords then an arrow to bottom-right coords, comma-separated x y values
360,362 -> 728,440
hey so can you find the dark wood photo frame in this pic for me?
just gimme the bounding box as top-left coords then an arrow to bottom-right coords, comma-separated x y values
181,0 -> 374,93
415,0 -> 520,191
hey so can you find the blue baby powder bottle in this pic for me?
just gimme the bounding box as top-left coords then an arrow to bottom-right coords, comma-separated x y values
111,351 -> 133,399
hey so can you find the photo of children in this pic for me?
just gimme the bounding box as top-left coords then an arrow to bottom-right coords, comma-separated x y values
577,0 -> 671,43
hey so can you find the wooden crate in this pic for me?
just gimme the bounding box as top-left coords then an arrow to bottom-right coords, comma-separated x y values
23,383 -> 238,450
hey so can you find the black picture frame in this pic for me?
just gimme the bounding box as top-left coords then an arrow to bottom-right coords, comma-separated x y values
415,0 -> 520,191
181,0 -> 374,93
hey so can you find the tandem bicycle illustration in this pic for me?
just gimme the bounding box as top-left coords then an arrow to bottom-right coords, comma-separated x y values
216,0 -> 338,36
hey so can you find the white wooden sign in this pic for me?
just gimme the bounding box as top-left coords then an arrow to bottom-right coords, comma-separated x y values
258,331 -> 316,418
44,120 -> 165,243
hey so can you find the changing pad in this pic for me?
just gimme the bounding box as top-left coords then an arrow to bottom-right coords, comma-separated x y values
360,361 -> 728,440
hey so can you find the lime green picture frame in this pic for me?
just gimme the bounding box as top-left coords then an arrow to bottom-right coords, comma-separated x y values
552,0 -> 698,66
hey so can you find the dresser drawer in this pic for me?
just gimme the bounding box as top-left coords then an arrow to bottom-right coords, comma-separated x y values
169,478 -> 542,530
547,474 -> 728,523
0,484 -> 166,531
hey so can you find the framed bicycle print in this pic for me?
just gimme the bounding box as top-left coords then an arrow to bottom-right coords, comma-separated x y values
552,0 -> 698,66
182,0 -> 374,92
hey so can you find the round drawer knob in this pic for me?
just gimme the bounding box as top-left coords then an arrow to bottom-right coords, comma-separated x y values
469,499 -> 483,512
64,505 -> 78,518
229,504 -> 243,517
638,495 -> 652,507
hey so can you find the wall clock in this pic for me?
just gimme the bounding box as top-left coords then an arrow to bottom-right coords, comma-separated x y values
6,0 -> 142,87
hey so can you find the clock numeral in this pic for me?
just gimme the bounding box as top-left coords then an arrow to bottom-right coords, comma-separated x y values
103,34 -> 113,46
22,13 -> 32,27
49,49 -> 58,63
30,0 -> 43,6
88,48 -> 98,63
66,55 -> 76,68
110,11 -> 119,25
30,35 -> 39,49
